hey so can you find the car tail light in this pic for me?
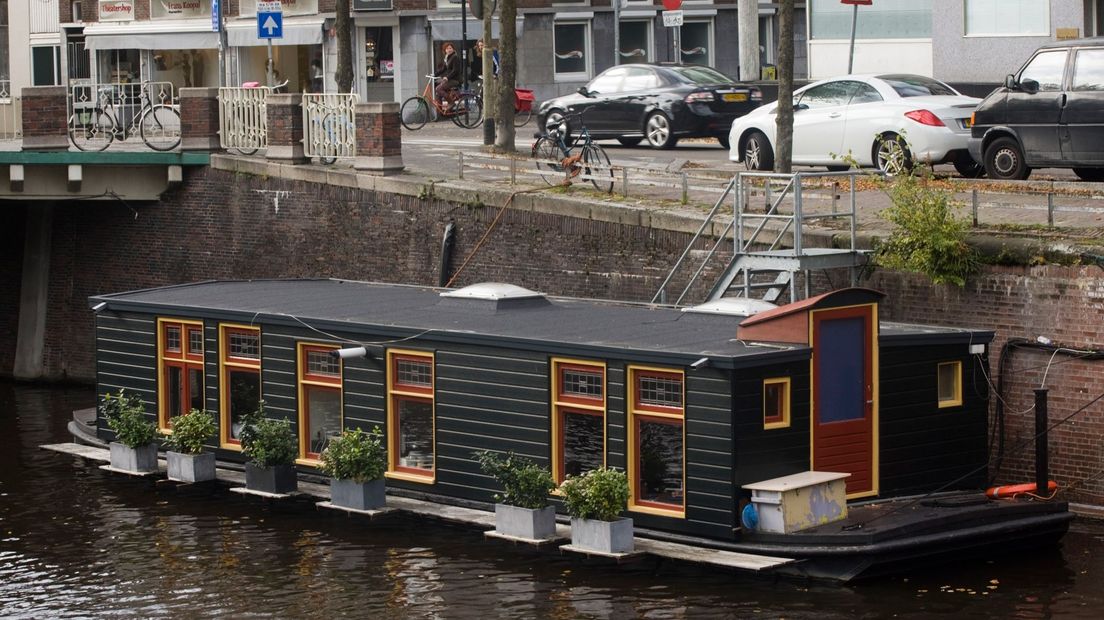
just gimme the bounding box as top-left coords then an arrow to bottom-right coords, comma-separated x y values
685,91 -> 715,103
904,109 -> 945,127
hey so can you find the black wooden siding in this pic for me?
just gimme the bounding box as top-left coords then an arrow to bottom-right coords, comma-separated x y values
94,312 -> 159,439
733,360 -> 812,491
878,344 -> 989,496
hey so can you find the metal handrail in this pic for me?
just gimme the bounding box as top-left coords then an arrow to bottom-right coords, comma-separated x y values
650,176 -> 737,304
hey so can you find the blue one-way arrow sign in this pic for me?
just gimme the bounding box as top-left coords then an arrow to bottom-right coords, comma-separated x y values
257,9 -> 283,40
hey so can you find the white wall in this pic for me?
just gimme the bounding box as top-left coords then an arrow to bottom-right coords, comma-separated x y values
808,40 -> 933,79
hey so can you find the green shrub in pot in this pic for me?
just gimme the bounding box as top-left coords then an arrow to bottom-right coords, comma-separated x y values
319,427 -> 388,511
164,409 -> 217,483
100,389 -> 159,474
476,450 -> 558,541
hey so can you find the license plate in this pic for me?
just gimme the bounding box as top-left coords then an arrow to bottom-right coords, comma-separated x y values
723,93 -> 748,102
961,118 -> 973,128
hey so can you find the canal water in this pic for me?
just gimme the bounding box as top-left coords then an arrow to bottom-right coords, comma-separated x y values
2,382 -> 1101,618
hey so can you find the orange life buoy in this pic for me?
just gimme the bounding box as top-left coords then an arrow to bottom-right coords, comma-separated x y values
985,480 -> 1058,499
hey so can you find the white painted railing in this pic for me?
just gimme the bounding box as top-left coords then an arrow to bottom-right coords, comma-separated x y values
302,93 -> 358,162
218,87 -> 269,153
0,96 -> 21,144
68,81 -> 177,151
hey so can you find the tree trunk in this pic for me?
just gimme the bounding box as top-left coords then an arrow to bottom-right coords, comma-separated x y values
335,0 -> 353,93
482,8 -> 496,145
774,0 -> 794,173
494,0 -> 517,153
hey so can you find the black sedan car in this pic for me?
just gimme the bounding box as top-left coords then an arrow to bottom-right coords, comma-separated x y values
536,63 -> 761,149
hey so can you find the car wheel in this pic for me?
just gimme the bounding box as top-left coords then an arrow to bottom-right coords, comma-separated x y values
1073,167 -> 1104,182
743,131 -> 774,171
617,137 -> 642,147
953,153 -> 985,178
984,137 -> 1030,181
645,112 -> 678,149
544,109 -> 569,141
874,133 -> 912,176
717,135 -> 730,150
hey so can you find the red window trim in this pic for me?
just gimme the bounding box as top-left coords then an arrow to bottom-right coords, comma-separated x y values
302,382 -> 341,460
301,344 -> 342,387
556,363 -> 605,406
391,393 -> 434,476
633,414 -> 685,511
632,369 -> 685,415
224,327 -> 261,366
391,354 -> 433,395
556,407 -> 603,481
764,381 -> 786,425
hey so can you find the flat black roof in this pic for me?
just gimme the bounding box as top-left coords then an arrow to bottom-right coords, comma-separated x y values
91,279 -> 991,367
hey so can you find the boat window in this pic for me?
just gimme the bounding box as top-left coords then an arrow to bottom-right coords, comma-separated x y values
219,324 -> 261,449
763,377 -> 791,429
387,350 -> 436,482
158,319 -> 204,433
937,361 -> 963,408
298,343 -> 343,462
552,359 -> 606,484
627,366 -> 686,518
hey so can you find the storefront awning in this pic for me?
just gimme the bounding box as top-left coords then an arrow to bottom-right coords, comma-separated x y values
227,17 -> 325,47
428,16 -> 525,41
84,20 -> 219,51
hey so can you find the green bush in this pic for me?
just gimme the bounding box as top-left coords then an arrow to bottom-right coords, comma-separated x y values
874,172 -> 979,287
559,467 -> 630,522
239,402 -> 297,467
475,450 -> 556,510
100,389 -> 158,449
319,427 -> 386,483
163,409 -> 216,455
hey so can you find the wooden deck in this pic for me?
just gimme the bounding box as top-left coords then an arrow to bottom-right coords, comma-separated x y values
40,442 -> 792,574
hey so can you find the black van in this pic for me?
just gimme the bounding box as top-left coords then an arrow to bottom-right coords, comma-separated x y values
968,37 -> 1104,181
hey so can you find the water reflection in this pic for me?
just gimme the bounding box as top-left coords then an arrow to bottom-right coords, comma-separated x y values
1,381 -> 1102,618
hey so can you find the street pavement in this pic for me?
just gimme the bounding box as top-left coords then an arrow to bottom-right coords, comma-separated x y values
393,120 -> 1104,249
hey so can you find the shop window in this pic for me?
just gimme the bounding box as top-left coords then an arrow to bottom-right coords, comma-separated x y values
965,0 -> 1048,36
219,324 -> 261,448
554,21 -> 590,81
810,0 -> 931,40
679,21 -> 713,67
937,361 -> 962,408
552,359 -> 606,483
297,344 -> 343,461
618,21 -> 651,64
763,377 -> 791,429
158,319 -> 204,432
627,366 -> 685,517
387,350 -> 435,481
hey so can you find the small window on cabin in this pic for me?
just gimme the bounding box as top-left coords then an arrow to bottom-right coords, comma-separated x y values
387,351 -> 435,481
298,344 -> 343,462
165,325 -> 182,352
763,377 -> 791,429
552,359 -> 607,484
937,361 -> 963,408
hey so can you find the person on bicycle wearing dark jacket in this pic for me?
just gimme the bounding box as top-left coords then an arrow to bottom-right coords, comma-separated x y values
434,42 -> 463,106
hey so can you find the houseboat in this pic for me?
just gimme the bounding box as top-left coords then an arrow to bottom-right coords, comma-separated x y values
82,279 -> 1072,580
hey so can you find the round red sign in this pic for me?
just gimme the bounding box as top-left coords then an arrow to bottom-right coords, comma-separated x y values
662,0 -> 682,11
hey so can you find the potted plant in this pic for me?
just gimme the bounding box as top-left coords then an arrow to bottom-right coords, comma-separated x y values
163,409 -> 217,483
239,404 -> 298,495
318,427 -> 387,511
476,450 -> 558,541
100,389 -> 159,474
560,467 -> 633,554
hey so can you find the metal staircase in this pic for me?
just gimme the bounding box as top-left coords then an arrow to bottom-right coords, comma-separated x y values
653,171 -> 870,306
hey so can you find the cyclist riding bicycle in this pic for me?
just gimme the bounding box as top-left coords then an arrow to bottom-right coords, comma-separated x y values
434,42 -> 463,109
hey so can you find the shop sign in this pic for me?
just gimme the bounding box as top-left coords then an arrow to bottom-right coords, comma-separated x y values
153,0 -> 213,20
241,0 -> 318,17
99,0 -> 135,22
352,0 -> 393,10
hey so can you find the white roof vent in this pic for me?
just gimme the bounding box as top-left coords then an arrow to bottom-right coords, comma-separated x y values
682,298 -> 778,317
440,282 -> 545,301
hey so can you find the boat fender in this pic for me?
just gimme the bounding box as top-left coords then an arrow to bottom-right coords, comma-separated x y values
985,480 -> 1058,499
741,503 -> 759,530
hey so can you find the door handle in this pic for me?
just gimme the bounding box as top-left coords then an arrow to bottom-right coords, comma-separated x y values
829,112 -> 842,118
1060,94 -> 1068,107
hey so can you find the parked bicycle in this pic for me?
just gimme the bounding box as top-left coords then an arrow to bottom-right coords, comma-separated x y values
68,82 -> 181,152
530,109 -> 614,193
230,79 -> 289,156
400,75 -> 482,130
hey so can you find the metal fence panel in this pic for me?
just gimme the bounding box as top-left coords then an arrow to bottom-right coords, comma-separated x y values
218,87 -> 269,152
302,93 -> 358,161
68,81 -> 177,151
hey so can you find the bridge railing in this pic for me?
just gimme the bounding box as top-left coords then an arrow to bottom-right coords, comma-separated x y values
218,86 -> 269,153
302,93 -> 359,162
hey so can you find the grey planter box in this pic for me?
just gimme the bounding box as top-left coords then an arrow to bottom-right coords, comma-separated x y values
109,442 -> 158,473
330,478 -> 386,511
245,463 -> 298,495
570,516 -> 634,554
166,451 -> 216,483
495,504 -> 557,540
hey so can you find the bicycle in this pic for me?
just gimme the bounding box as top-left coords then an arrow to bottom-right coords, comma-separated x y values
232,80 -> 288,156
68,82 -> 181,152
469,80 -> 534,127
400,75 -> 482,130
530,109 -> 614,193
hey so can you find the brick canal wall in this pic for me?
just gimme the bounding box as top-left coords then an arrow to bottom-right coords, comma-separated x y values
5,164 -> 1102,505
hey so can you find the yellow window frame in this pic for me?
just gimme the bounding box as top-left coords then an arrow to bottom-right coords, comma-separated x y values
218,323 -> 262,450
626,364 -> 686,519
937,361 -> 963,408
551,358 -> 607,485
296,342 -> 343,465
156,317 -> 204,433
763,377 -> 792,430
385,348 -> 436,484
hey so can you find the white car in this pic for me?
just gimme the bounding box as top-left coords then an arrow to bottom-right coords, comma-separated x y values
728,74 -> 982,177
